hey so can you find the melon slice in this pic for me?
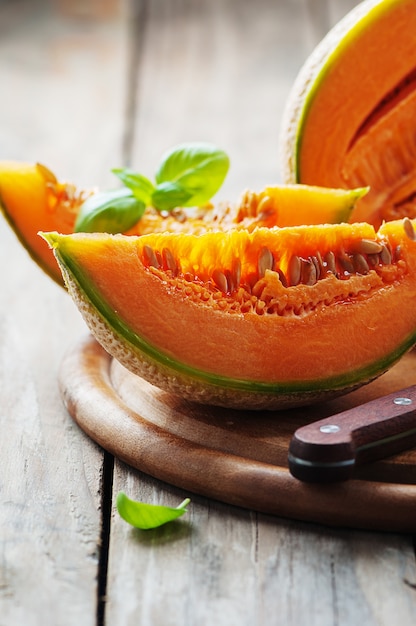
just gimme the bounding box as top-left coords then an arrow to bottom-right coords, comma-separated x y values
281,0 -> 416,227
0,162 -> 89,284
41,218 -> 416,410
0,160 -> 366,285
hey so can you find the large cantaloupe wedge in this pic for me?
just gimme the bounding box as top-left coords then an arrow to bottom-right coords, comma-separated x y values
42,218 -> 416,410
280,0 -> 416,227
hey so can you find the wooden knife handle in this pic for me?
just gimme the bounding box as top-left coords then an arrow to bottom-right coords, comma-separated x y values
288,385 -> 416,482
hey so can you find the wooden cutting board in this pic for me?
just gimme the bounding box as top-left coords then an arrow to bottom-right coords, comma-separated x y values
59,334 -> 416,533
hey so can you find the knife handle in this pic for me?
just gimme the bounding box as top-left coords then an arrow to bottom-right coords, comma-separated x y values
288,385 -> 416,482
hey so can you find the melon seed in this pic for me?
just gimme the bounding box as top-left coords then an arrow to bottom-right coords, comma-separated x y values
356,239 -> 383,255
325,251 -> 337,275
301,259 -> 317,286
380,244 -> 392,265
155,249 -> 163,268
311,255 -> 322,281
277,268 -> 288,287
162,247 -> 179,275
256,195 -> 272,217
143,245 -> 160,268
232,258 -> 242,289
367,253 -> 380,267
224,269 -> 234,292
353,253 -> 369,275
403,217 -> 416,240
257,247 -> 274,278
288,255 -> 301,286
339,252 -> 354,274
212,269 -> 229,292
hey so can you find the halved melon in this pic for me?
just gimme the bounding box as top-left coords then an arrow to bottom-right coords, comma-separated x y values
281,0 -> 416,227
42,218 -> 416,410
0,160 -> 366,285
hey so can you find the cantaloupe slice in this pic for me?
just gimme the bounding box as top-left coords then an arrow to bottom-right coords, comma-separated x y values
0,162 -> 86,284
280,0 -> 416,227
42,218 -> 416,410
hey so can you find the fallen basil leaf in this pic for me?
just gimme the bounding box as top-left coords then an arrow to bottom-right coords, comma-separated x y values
152,180 -> 193,211
155,142 -> 230,207
112,168 -> 155,205
116,492 -> 191,529
74,188 -> 145,234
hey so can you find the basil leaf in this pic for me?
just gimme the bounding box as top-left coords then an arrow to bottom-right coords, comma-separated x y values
74,188 -> 145,234
112,168 -> 155,205
155,142 -> 230,207
152,181 -> 193,211
116,492 -> 191,530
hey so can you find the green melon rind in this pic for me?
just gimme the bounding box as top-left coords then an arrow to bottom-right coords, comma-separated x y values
44,232 -> 416,410
279,0 -> 402,184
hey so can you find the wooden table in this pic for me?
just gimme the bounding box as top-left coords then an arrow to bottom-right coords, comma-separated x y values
1,1 -> 416,624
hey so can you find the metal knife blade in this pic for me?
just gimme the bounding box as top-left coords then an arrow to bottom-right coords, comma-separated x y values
288,385 -> 416,482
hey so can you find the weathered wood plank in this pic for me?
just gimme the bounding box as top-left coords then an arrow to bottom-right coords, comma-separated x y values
0,0 -> 125,188
0,289 -> 100,625
108,467 -> 416,626
105,1 -> 416,625
0,1 -> 127,623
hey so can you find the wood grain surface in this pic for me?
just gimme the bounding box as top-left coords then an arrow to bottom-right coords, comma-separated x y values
1,1 -> 416,625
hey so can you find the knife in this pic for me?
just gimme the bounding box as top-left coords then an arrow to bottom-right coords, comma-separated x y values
288,384 -> 416,482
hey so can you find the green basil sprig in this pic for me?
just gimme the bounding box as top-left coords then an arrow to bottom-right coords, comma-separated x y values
153,142 -> 230,208
75,142 -> 229,233
74,188 -> 145,234
116,492 -> 191,530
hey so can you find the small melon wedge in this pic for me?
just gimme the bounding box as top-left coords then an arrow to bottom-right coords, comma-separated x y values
41,218 -> 416,410
234,184 -> 368,229
0,162 -> 86,284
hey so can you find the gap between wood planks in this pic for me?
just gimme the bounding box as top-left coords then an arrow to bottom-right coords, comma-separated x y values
97,451 -> 115,626
403,535 -> 416,590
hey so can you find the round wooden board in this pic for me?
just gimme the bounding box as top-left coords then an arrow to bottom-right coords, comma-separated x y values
59,334 -> 416,533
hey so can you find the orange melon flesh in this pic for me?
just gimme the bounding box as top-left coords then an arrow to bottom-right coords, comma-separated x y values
282,0 -> 416,227
42,219 -> 416,410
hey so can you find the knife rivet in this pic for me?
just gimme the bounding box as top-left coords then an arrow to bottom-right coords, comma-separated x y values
319,424 -> 340,434
393,397 -> 412,406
